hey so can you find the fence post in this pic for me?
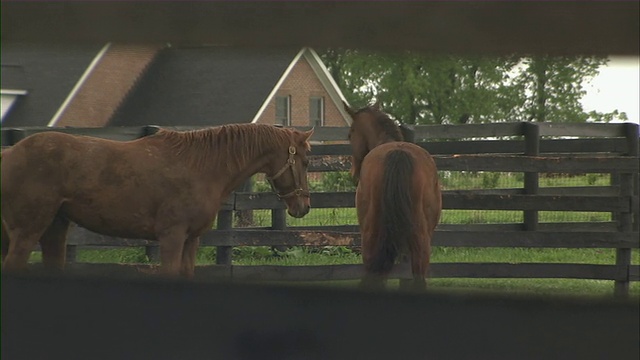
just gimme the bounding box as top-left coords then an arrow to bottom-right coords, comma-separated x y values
271,207 -> 287,253
145,246 -> 160,263
614,123 -> 639,298
65,245 -> 77,264
523,122 -> 540,231
216,210 -> 234,269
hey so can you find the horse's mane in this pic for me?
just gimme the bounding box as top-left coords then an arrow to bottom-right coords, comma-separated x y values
154,124 -> 304,171
358,106 -> 404,142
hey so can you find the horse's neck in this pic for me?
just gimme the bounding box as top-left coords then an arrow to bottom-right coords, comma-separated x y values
370,129 -> 395,149
217,135 -> 276,196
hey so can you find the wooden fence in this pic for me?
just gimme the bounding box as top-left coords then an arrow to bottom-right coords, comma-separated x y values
1,122 -> 639,296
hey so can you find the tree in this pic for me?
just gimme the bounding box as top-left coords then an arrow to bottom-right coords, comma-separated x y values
320,49 -> 626,124
515,55 -> 627,122
321,49 -> 522,124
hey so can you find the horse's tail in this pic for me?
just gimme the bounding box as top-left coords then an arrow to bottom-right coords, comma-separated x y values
367,149 -> 415,275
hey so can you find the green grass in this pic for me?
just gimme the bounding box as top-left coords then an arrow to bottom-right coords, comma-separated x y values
30,246 -> 639,298
229,246 -> 640,298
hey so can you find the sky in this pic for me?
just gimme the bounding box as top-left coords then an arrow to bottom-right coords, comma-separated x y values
581,56 -> 639,124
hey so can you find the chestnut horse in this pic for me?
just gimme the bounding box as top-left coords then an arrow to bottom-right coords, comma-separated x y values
345,103 -> 441,291
1,124 -> 313,277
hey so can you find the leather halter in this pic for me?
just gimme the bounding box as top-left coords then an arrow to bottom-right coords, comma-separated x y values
266,146 -> 310,199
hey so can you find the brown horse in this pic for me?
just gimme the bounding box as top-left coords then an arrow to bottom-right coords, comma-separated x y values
345,103 -> 441,291
1,124 -> 313,277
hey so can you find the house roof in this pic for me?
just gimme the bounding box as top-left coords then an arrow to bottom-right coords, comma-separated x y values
1,42 -> 106,127
1,44 -> 350,128
252,47 -> 351,125
109,46 -> 300,127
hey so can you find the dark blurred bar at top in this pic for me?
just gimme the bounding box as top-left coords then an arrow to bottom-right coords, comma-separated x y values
1,1 -> 638,56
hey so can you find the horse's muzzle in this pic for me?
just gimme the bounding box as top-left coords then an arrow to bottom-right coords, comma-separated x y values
287,204 -> 310,218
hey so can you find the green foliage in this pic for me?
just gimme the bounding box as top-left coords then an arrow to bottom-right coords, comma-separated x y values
321,171 -> 356,192
253,179 -> 272,193
233,246 -> 274,260
514,55 -> 625,122
318,246 -> 355,256
196,247 -> 217,265
586,173 -> 599,186
481,172 -> 501,189
319,49 -> 627,124
439,171 -> 523,190
76,248 -> 150,264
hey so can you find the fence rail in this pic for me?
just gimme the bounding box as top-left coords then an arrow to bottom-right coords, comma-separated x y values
1,122 -> 638,296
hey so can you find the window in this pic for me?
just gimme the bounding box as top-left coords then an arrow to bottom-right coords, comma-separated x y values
275,95 -> 291,126
309,96 -> 324,127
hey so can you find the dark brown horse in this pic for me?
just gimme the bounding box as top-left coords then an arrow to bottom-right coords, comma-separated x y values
345,103 -> 441,291
1,124 -> 313,277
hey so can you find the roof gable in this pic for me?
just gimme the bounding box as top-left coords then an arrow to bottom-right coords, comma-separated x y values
1,42 -> 106,127
110,46 -> 299,127
251,47 -> 350,125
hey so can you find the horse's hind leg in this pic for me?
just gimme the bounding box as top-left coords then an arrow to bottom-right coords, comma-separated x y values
401,236 -> 431,292
180,236 -> 200,279
39,215 -> 70,271
359,243 -> 389,291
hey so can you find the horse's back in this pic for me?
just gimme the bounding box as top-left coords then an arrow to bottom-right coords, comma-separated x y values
360,142 -> 437,179
3,132 -> 115,189
3,131 -> 109,165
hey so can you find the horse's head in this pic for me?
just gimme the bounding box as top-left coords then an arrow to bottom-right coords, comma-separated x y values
344,101 -> 403,181
266,128 -> 314,218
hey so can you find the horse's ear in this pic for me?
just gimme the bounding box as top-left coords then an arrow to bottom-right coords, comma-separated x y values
299,128 -> 314,151
372,101 -> 381,111
303,127 -> 314,141
343,101 -> 356,117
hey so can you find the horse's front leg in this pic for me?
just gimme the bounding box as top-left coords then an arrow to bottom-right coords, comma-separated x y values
157,227 -> 188,277
180,236 -> 200,278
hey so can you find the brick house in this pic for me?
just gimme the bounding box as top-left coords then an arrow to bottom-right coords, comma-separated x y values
1,43 -> 352,128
